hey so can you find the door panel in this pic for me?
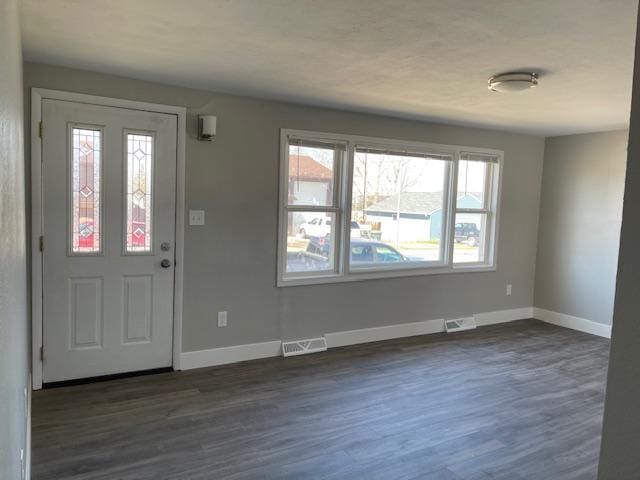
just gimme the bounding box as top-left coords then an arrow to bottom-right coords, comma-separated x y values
68,277 -> 103,349
122,275 -> 153,344
42,99 -> 177,383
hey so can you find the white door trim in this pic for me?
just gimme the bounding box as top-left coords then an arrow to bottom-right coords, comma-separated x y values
30,88 -> 187,389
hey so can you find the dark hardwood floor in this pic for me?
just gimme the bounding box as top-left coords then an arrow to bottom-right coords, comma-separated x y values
32,319 -> 610,480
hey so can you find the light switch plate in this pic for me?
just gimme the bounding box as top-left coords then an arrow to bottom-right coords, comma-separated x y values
189,210 -> 205,226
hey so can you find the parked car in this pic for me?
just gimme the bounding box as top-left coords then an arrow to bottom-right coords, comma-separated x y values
287,238 -> 423,273
350,239 -> 407,264
298,216 -> 329,238
306,238 -> 412,264
298,217 -> 361,238
454,222 -> 480,247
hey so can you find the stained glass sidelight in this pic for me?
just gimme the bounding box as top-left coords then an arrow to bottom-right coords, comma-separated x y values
126,133 -> 154,252
71,128 -> 101,253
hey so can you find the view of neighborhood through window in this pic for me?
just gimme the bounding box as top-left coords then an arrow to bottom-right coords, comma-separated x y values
287,211 -> 336,273
350,148 -> 448,267
453,212 -> 486,263
279,131 -> 501,284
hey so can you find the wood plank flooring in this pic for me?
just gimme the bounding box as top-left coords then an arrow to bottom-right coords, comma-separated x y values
32,319 -> 610,480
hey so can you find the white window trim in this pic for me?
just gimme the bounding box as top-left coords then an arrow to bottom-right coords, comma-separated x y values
277,128 -> 503,287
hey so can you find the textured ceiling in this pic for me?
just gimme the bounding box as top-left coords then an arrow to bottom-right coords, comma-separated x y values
20,0 -> 638,135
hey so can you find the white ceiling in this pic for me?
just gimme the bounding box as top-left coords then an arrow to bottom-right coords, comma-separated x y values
20,0 -> 638,136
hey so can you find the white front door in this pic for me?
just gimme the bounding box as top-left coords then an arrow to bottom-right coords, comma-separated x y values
41,99 -> 177,383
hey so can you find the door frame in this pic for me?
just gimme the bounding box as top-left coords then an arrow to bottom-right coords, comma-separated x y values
30,88 -> 187,389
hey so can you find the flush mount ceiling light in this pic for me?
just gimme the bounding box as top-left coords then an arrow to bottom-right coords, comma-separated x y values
488,72 -> 538,93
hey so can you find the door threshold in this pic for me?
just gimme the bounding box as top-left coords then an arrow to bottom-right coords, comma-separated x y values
43,367 -> 173,389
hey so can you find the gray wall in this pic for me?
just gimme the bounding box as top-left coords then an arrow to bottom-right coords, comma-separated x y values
0,0 -> 29,478
534,130 -> 628,325
598,7 -> 640,477
24,62 -> 545,353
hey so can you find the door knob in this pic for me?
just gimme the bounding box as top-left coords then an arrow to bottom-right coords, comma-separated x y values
160,259 -> 172,268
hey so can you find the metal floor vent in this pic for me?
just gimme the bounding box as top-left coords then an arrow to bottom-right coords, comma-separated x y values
282,337 -> 327,357
444,317 -> 477,333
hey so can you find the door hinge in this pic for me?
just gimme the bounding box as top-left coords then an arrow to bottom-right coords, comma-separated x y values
40,346 -> 44,362
39,236 -> 44,252
38,121 -> 43,139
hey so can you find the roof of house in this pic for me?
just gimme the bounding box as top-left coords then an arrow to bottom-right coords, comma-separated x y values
365,192 -> 444,216
365,192 -> 482,217
289,154 -> 332,182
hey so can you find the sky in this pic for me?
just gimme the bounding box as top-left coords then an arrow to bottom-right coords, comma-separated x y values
289,145 -> 487,198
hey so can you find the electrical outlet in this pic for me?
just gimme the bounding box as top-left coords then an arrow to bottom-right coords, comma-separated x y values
506,284 -> 512,296
217,311 -> 228,327
189,210 -> 205,226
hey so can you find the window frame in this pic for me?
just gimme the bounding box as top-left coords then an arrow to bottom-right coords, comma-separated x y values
348,142 -> 454,273
277,129 -> 503,287
279,135 -> 347,279
450,154 -> 500,267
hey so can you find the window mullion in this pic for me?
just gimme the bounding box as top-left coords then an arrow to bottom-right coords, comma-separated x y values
445,152 -> 460,266
340,143 -> 354,275
332,145 -> 344,275
331,147 -> 341,208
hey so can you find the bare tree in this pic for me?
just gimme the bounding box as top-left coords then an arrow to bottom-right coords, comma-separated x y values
352,153 -> 389,219
385,158 -> 423,194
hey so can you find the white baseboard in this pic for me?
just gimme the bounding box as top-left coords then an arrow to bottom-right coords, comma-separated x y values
324,318 -> 445,348
474,307 -> 534,326
326,307 -> 534,349
533,307 -> 611,338
180,340 -> 282,370
179,307 -> 534,370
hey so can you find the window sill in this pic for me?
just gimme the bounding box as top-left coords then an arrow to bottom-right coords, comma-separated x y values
277,263 -> 497,287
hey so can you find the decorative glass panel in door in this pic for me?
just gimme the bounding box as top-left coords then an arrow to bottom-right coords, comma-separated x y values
71,127 -> 102,254
125,133 -> 154,253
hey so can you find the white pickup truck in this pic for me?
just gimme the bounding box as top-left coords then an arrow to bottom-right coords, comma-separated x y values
299,217 -> 361,238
